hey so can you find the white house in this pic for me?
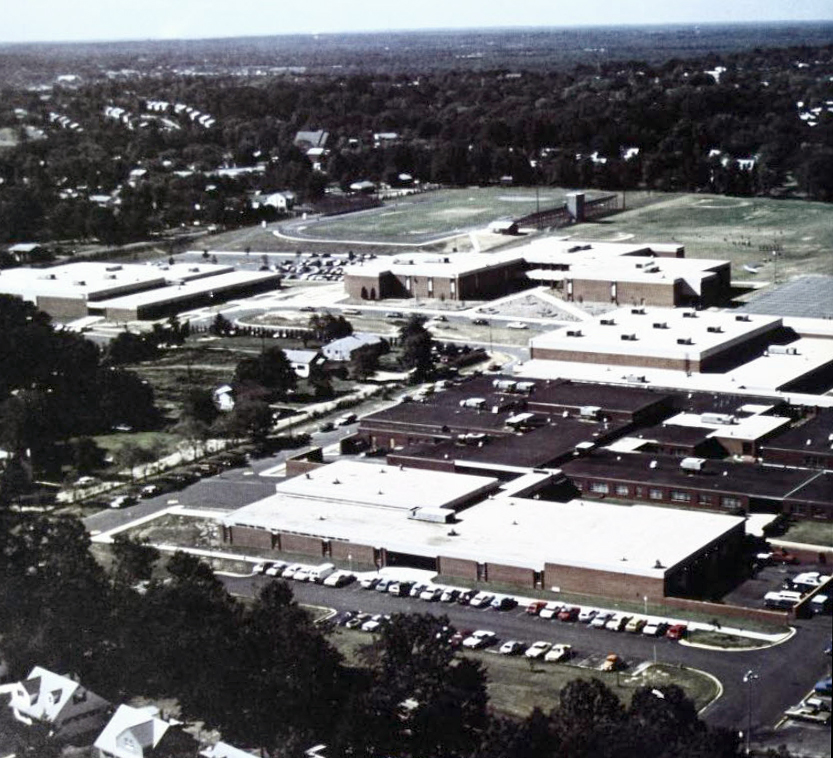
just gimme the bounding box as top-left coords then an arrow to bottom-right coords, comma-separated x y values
321,333 -> 384,362
251,191 -> 296,212
94,704 -> 197,758
0,666 -> 111,741
284,349 -> 325,378
212,384 -> 235,412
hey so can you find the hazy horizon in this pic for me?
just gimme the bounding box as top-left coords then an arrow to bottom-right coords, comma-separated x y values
3,0 -> 833,45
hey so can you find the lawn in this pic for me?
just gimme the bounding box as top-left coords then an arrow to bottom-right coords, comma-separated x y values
569,193 -> 833,280
327,628 -> 719,718
287,187 -> 612,245
686,630 -> 766,650
780,520 -> 833,548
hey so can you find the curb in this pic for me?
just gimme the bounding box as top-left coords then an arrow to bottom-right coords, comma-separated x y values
680,626 -> 796,652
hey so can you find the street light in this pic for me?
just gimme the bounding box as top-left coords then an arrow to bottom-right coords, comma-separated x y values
743,669 -> 759,756
643,595 -> 648,615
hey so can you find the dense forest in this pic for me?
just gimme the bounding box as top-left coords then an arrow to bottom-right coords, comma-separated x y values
0,31 -> 831,245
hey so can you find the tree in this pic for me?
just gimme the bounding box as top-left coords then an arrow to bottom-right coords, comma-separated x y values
309,313 -> 353,342
209,312 -> 233,336
69,436 -> 105,475
110,533 -> 160,586
227,398 -> 273,443
399,316 -> 434,381
233,346 -> 296,398
182,387 -> 219,426
351,343 -> 380,380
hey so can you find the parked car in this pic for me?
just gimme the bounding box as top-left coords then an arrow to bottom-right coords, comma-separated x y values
625,617 -> 648,634
578,608 -> 598,623
140,484 -> 160,498
388,581 -> 414,597
441,588 -> 461,603
602,653 -> 623,672
345,613 -> 371,630
318,421 -> 335,433
462,630 -> 497,649
666,623 -> 688,640
526,601 -> 548,616
252,562 -> 272,575
491,595 -> 517,611
558,606 -> 580,622
525,641 -> 552,659
109,495 -> 136,509
420,586 -> 444,602
544,644 -> 573,663
814,676 -> 832,695
409,583 -> 429,598
499,640 -> 526,656
605,613 -> 631,632
360,576 -> 381,590
375,578 -> 393,593
506,321 -> 528,329
642,621 -> 670,637
323,571 -> 355,587
590,610 -> 613,629
385,311 -> 404,319
449,629 -> 474,648
457,589 -> 478,605
471,318 -> 489,326
281,563 -> 306,580
539,602 -> 563,619
335,413 -> 357,427
362,615 -> 390,633
469,592 -> 495,609
264,561 -> 288,577
293,567 -> 312,582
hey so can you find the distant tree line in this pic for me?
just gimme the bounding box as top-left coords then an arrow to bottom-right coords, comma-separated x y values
0,42 -> 831,245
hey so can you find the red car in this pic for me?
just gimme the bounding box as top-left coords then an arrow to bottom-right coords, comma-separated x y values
771,551 -> 799,565
558,606 -> 580,622
449,629 -> 474,648
666,623 -> 688,640
526,601 -> 548,616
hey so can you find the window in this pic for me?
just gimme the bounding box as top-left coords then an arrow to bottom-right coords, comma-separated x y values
720,496 -> 741,508
615,485 -> 629,497
698,494 -> 713,505
649,488 -> 664,500
590,482 -> 610,494
670,490 -> 692,503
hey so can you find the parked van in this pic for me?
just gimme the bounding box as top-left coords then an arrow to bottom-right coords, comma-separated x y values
308,563 -> 336,583
810,594 -> 831,615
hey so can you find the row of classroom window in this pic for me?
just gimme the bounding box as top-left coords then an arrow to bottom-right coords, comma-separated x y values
582,481 -> 742,509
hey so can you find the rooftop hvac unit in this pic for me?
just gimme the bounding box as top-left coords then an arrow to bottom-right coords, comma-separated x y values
653,322 -> 668,329
515,381 -> 536,394
620,333 -> 637,341
682,311 -> 697,318
707,326 -> 723,333
676,337 -> 693,345
600,318 -> 616,326
624,374 -> 647,383
701,412 -> 737,425
105,265 -> 123,271
768,345 -> 799,355
735,314 -> 751,322
579,406 -> 601,419
680,457 -> 706,472
631,307 -> 646,314
566,329 -> 583,337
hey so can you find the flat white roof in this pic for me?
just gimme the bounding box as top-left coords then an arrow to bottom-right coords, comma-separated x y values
345,251 -> 523,279
0,262 -> 166,301
272,459 -> 499,511
726,338 -> 833,391
223,466 -> 744,578
530,307 -> 781,363
664,412 -> 791,442
515,358 -> 833,408
91,270 -> 279,311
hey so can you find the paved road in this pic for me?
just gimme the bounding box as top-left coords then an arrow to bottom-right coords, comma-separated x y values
220,573 -> 832,742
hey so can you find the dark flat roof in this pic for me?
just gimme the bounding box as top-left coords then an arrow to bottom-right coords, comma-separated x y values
391,419 -> 626,469
761,410 -> 833,456
563,450 -> 817,501
784,471 -> 833,506
361,402 -> 515,435
670,389 -> 783,415
632,424 -> 713,447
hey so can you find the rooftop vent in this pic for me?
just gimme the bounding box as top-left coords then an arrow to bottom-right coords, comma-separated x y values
735,314 -> 751,322
620,333 -> 638,341
631,307 -> 646,315
600,318 -> 616,326
652,322 -> 668,329
566,329 -> 583,337
676,337 -> 693,345
707,325 -> 723,333
682,311 -> 697,318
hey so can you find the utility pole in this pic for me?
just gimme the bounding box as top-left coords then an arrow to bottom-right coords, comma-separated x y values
743,669 -> 759,756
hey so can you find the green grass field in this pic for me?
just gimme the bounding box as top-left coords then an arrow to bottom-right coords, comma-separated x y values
571,193 -> 833,280
296,187 -> 595,243
328,628 -> 719,718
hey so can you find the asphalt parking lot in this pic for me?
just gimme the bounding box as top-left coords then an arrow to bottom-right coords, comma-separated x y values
723,562 -> 831,610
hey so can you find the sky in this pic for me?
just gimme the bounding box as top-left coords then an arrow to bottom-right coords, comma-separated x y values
2,0 -> 832,44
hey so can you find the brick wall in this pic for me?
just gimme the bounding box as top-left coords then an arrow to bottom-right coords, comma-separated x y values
529,346 -> 697,372
226,525 -> 274,550
36,295 -> 88,320
330,541 -> 377,565
437,556 -> 478,580
663,596 -> 790,625
278,533 -> 325,557
544,561 -> 665,601
285,459 -> 327,477
486,562 -> 536,587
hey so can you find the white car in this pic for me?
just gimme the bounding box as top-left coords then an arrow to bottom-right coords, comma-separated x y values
293,567 -> 312,582
506,321 -> 528,329
469,592 -> 494,608
590,610 -> 613,629
264,561 -> 288,577
525,641 -> 553,659
281,563 -> 305,579
578,608 -> 598,623
499,640 -> 526,656
539,602 -> 563,619
544,644 -> 572,663
323,571 -> 355,587
420,586 -> 443,602
361,614 -> 390,633
462,630 -> 497,649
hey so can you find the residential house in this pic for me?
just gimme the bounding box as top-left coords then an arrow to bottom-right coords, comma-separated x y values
94,704 -> 199,758
294,130 -> 329,150
0,666 -> 111,742
284,349 -> 325,378
200,741 -> 259,758
212,385 -> 235,412
321,333 -> 385,362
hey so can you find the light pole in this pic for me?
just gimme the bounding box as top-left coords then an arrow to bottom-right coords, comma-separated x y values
643,595 -> 648,615
743,669 -> 759,756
